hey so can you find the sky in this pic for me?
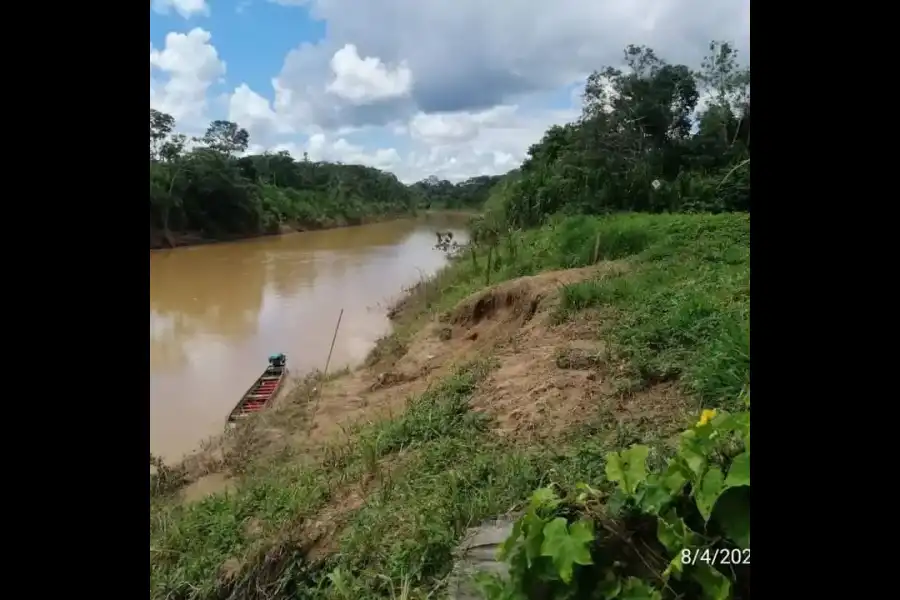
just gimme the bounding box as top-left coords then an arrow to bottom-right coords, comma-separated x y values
149,0 -> 750,183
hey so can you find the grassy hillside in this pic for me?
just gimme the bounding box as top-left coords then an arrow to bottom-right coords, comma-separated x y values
150,212 -> 749,600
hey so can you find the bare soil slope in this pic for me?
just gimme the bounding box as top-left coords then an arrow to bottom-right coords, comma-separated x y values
169,260 -> 691,501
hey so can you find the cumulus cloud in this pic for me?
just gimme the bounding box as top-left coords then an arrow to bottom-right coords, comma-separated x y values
150,28 -> 225,126
409,105 -> 517,146
269,0 -> 749,127
252,134 -> 403,173
399,104 -> 579,182
152,0 -> 210,19
228,83 -> 294,145
326,44 -> 413,104
152,0 -> 749,181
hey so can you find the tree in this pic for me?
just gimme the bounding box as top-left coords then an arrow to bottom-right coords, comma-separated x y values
149,110 -> 422,247
150,108 -> 175,160
201,120 -> 250,156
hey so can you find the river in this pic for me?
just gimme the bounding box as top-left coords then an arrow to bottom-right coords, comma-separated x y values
150,214 -> 470,461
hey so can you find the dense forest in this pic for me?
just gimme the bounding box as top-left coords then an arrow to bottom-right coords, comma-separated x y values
149,116 -> 498,248
475,40 -> 750,235
409,174 -> 503,210
150,40 -> 747,249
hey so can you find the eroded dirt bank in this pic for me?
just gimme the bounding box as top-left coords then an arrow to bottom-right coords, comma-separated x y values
158,259 -> 691,512
150,213 -> 749,600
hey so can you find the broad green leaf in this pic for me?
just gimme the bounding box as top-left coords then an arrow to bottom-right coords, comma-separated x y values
606,488 -> 629,516
539,517 -> 594,583
662,553 -> 684,580
678,447 -> 707,481
606,452 -> 625,485
523,513 -> 547,566
713,487 -> 750,549
498,517 -> 524,560
623,445 -> 650,488
711,411 -> 734,431
657,509 -> 696,554
691,564 -> 731,600
662,462 -> 689,494
605,445 -> 650,495
724,452 -> 750,488
694,467 -> 725,521
639,481 -> 672,514
620,577 -> 663,600
597,570 -> 622,599
731,410 -> 749,430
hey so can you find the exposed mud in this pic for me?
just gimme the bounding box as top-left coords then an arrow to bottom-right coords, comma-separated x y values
160,259 -> 692,548
167,263 -> 629,479
153,258 -> 701,592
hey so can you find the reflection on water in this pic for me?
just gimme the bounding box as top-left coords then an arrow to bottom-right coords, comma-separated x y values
150,215 -> 470,460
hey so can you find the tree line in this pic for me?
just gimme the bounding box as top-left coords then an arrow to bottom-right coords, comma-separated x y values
475,40 -> 750,236
149,114 -> 498,248
410,175 -> 503,210
150,40 -> 748,248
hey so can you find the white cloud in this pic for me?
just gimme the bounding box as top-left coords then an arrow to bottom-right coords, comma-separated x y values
399,104 -> 579,182
326,44 -> 413,104
151,0 -> 210,19
228,83 -> 294,143
152,0 -> 749,181
409,105 -> 517,146
270,0 -> 748,122
253,134 -> 402,173
150,28 -> 225,126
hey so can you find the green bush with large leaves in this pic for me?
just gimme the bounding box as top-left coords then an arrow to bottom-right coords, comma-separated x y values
477,393 -> 750,600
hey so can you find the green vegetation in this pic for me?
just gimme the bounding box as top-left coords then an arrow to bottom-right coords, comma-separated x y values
473,41 -> 749,238
148,114 -> 419,247
150,39 -> 750,600
410,175 -> 503,210
479,398 -> 749,600
149,115 -> 498,248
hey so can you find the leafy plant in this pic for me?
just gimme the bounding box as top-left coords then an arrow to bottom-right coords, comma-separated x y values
477,393 -> 750,600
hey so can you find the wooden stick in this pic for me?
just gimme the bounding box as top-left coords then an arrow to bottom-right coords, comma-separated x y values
323,308 -> 344,381
307,308 -> 344,434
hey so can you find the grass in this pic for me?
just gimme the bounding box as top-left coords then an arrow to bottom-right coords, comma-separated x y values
553,213 -> 750,409
150,212 -> 750,600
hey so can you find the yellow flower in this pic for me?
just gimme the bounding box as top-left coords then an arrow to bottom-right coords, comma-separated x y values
697,409 -> 717,427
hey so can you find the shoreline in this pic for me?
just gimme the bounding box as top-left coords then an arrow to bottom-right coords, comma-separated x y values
150,213 -> 750,599
149,209 -> 480,250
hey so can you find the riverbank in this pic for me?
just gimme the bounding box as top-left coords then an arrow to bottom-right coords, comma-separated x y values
150,213 -> 407,250
150,212 -> 750,600
149,210 -> 479,250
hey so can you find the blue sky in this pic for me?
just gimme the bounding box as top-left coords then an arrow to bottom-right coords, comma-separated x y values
150,0 -> 749,182
151,1 -> 325,97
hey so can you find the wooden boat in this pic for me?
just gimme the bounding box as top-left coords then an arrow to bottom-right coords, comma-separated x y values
227,354 -> 288,424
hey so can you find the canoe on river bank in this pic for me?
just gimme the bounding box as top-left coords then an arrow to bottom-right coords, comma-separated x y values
226,354 -> 287,424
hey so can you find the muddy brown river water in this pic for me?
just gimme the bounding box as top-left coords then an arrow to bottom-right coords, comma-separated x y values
150,214 -> 470,460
